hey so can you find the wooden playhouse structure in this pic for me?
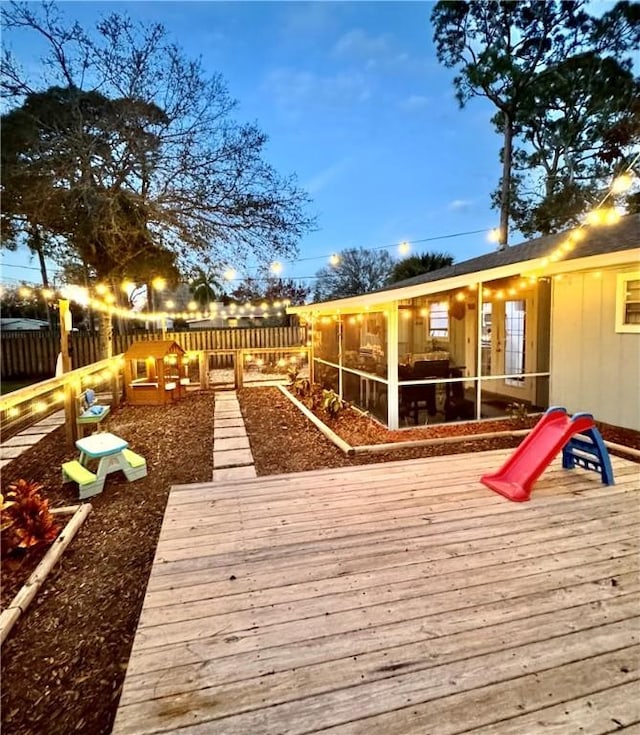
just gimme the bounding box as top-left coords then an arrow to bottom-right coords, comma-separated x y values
123,340 -> 188,406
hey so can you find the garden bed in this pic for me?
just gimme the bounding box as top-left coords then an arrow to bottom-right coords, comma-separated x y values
1,386 -> 637,735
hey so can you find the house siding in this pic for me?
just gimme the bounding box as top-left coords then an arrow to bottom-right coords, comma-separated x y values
550,266 -> 640,431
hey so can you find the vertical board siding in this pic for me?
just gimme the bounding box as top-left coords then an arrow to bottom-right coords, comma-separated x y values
550,267 -> 640,431
0,327 -> 307,379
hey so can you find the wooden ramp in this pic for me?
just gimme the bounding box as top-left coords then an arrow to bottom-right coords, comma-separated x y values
113,449 -> 640,734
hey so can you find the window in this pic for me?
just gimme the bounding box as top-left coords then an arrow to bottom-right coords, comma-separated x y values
504,299 -> 526,386
429,302 -> 449,337
616,272 -> 640,333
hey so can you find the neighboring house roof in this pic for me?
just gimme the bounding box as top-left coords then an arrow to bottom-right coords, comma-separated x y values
291,214 -> 640,312
0,318 -> 49,330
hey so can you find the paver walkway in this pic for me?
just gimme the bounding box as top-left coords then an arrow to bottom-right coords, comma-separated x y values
212,391 -> 256,482
0,410 -> 65,471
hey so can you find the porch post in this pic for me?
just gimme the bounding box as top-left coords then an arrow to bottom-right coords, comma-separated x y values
476,281 -> 483,420
387,305 -> 399,429
338,318 -> 343,399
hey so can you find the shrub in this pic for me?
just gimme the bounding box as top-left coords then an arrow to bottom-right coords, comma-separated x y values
322,389 -> 346,417
1,479 -> 59,557
507,402 -> 529,426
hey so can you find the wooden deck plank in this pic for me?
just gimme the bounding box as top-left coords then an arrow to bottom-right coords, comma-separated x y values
465,680 -> 640,733
155,489 -> 635,556
114,619 -> 639,733
159,471 -> 639,535
147,514 -> 638,587
122,593 -> 639,706
157,478 -> 637,546
113,450 -> 640,735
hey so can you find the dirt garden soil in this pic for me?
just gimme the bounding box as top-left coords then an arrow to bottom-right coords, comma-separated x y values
1,386 -> 638,735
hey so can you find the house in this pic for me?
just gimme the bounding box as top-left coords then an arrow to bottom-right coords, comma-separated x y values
288,214 -> 640,431
0,317 -> 49,331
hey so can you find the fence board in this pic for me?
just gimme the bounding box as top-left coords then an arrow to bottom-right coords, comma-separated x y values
0,327 -> 307,379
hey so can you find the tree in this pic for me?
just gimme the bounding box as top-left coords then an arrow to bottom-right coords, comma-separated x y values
189,269 -> 222,307
388,252 -> 454,284
508,50 -> 640,235
1,3 -> 314,352
313,248 -> 394,302
231,275 -> 310,306
432,1 -> 592,247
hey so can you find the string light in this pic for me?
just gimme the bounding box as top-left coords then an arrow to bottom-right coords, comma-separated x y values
487,228 -> 502,244
329,253 -> 340,266
398,241 -> 411,256
152,276 -> 166,291
224,268 -> 236,281
270,262 -> 283,275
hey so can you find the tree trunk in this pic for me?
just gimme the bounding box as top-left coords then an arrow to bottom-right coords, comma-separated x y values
98,310 -> 113,360
31,227 -> 53,330
499,112 -> 514,250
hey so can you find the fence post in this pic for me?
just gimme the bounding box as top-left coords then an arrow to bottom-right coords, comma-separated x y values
234,349 -> 244,390
198,351 -> 207,389
110,360 -> 120,407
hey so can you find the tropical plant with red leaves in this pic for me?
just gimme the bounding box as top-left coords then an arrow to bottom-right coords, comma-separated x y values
1,479 -> 59,556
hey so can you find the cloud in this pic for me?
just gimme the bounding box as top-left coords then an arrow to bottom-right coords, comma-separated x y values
399,94 -> 431,111
333,28 -> 392,60
304,159 -> 352,195
263,68 -> 370,112
448,199 -> 474,211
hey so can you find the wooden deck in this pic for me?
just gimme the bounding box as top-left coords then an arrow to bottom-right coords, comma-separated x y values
113,449 -> 640,734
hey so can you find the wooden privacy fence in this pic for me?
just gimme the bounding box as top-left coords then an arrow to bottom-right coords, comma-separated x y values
1,326 -> 307,379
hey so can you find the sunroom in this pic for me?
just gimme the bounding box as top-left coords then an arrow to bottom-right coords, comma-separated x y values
298,276 -> 549,430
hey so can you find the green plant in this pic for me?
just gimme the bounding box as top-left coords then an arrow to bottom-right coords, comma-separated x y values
507,402 -> 529,425
322,389 -> 345,417
287,366 -> 301,385
291,377 -> 311,399
1,479 -> 59,557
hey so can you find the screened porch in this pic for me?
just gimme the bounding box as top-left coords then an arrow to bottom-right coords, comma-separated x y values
310,275 -> 552,429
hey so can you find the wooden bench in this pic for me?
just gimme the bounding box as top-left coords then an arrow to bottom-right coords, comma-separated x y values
121,449 -> 148,482
61,460 -> 105,499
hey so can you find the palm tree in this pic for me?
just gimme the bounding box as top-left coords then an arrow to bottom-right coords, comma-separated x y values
189,269 -> 222,307
388,252 -> 454,284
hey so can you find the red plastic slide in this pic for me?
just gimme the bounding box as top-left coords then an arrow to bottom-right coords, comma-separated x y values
481,407 -> 595,502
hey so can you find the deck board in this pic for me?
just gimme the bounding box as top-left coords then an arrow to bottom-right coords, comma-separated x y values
113,449 -> 640,735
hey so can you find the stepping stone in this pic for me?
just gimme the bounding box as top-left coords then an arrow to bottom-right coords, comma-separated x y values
215,410 -> 242,420
214,418 -> 245,428
214,436 -> 250,451
0,446 -> 28,460
20,425 -> 62,435
2,433 -> 49,447
0,458 -> 14,471
213,465 -> 256,482
214,426 -> 248,439
213,448 -> 254,468
215,393 -> 238,401
33,417 -> 65,427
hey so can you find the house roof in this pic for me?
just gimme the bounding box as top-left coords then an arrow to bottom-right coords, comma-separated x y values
124,340 -> 185,359
291,214 -> 640,313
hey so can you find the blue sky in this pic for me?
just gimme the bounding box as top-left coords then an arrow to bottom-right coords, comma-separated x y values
1,1 -> 507,289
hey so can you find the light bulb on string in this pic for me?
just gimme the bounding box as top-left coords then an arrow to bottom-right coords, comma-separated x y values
224,268 -> 236,281
398,241 -> 410,256
152,276 -> 166,291
611,173 -> 633,194
329,253 -> 340,266
487,228 -> 502,244
270,261 -> 283,275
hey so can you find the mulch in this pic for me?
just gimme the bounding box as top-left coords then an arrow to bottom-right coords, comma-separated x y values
1,385 -> 638,735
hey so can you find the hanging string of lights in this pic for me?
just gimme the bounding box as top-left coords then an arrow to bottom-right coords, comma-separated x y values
3,161 -> 637,319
